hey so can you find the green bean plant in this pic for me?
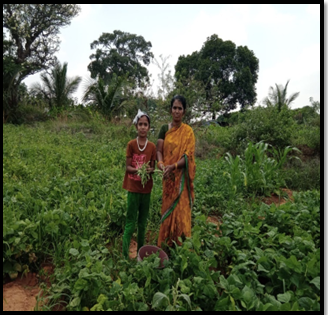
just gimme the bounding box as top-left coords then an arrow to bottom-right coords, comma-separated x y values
136,161 -> 164,188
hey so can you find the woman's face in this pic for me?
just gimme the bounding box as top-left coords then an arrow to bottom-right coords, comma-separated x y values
171,100 -> 184,123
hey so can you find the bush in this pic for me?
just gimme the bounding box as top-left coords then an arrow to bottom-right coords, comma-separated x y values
281,157 -> 320,191
194,125 -> 233,159
8,104 -> 49,124
291,125 -> 320,153
230,106 -> 296,154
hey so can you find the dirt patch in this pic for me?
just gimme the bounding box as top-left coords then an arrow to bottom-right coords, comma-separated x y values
262,188 -> 294,206
206,215 -> 222,237
206,215 -> 222,226
129,239 -> 138,259
3,273 -> 40,311
2,263 -> 59,312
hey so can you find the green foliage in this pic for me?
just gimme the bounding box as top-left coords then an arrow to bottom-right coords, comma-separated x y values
13,104 -> 49,124
291,125 -> 320,152
3,4 -> 81,122
194,124 -> 232,158
292,105 -> 320,125
175,34 -> 259,115
88,30 -> 154,87
136,161 -> 164,188
3,121 -> 320,311
223,141 -> 301,197
31,62 -> 82,110
230,105 -> 296,152
3,4 -> 81,81
82,74 -> 131,120
263,79 -> 300,112
3,56 -> 27,123
282,157 -> 320,191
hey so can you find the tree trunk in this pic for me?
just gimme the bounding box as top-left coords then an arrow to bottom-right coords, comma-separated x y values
212,110 -> 216,120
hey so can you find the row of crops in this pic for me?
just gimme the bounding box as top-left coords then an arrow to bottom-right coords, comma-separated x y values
3,123 -> 320,311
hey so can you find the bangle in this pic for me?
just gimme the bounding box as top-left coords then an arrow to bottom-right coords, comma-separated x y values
175,163 -> 178,170
158,161 -> 163,166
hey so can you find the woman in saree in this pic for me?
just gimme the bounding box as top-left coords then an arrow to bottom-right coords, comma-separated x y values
156,95 -> 196,249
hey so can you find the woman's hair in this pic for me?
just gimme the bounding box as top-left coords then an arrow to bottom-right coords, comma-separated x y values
170,95 -> 186,110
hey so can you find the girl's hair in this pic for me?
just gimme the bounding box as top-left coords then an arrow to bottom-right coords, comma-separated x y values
170,95 -> 187,110
138,115 -> 150,125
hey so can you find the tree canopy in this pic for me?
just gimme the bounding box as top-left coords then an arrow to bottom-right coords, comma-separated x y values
3,4 -> 81,122
263,79 -> 300,112
175,34 -> 259,118
87,30 -> 154,88
31,61 -> 82,110
3,4 -> 81,83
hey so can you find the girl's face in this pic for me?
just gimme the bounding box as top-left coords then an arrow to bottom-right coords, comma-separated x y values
171,100 -> 184,122
136,115 -> 150,138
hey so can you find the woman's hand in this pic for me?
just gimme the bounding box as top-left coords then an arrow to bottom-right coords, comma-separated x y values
163,164 -> 175,179
158,162 -> 165,171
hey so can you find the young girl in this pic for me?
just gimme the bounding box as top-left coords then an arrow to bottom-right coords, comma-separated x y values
122,109 -> 157,259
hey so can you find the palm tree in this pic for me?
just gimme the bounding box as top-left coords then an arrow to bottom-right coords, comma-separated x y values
82,73 -> 130,120
264,79 -> 300,112
31,62 -> 82,109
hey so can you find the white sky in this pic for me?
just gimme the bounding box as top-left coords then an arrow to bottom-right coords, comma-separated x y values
23,4 -> 321,109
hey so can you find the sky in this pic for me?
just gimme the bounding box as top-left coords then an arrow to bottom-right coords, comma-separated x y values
23,4 -> 321,110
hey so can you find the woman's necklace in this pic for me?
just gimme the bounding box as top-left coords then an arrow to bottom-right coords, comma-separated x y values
137,137 -> 148,152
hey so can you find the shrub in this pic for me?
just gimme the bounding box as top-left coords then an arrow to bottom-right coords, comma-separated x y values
230,106 -> 296,154
282,157 -> 320,191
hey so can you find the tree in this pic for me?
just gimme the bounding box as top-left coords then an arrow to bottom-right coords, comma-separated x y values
3,4 -> 81,82
309,97 -> 320,114
31,62 -> 82,110
87,30 -> 154,87
153,54 -> 175,100
263,79 -> 300,112
82,73 -> 130,120
3,4 -> 81,121
3,57 -> 22,123
175,34 -> 259,119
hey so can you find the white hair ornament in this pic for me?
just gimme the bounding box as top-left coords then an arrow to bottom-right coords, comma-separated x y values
133,109 -> 150,125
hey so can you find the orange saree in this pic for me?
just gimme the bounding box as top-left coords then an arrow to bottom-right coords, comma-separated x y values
157,123 -> 196,248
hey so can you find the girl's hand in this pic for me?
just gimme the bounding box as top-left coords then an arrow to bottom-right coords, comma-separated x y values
146,166 -> 154,174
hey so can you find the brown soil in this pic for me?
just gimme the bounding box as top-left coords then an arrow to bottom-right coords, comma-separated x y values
2,263 -> 66,312
3,273 -> 40,311
261,188 -> 294,206
129,239 -> 138,259
206,215 -> 222,237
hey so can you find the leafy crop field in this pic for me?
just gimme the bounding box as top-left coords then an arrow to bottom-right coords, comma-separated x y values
3,123 -> 320,311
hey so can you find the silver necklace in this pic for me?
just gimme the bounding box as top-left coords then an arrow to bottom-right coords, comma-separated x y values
137,137 -> 148,152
